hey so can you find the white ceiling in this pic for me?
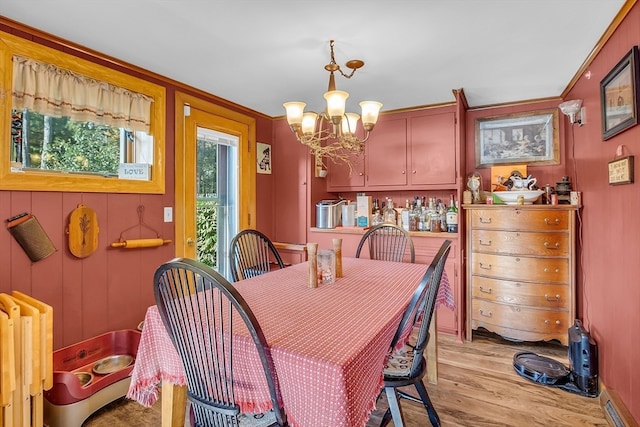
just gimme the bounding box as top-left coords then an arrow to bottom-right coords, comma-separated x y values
0,1 -> 628,117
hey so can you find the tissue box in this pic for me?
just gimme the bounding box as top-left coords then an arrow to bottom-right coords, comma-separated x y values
356,195 -> 372,227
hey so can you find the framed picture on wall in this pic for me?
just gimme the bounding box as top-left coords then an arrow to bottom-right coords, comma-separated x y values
475,109 -> 560,168
600,45 -> 640,140
256,142 -> 272,174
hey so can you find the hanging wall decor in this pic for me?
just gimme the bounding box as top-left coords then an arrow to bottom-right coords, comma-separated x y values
257,142 -> 272,174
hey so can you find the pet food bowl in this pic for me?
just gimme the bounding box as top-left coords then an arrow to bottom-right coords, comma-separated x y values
74,372 -> 93,388
92,355 -> 133,375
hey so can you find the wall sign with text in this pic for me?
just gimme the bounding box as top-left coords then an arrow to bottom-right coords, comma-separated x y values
608,156 -> 634,185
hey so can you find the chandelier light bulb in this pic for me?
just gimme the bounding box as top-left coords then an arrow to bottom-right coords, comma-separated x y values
360,101 -> 383,130
283,102 -> 306,126
302,112 -> 318,135
324,90 -> 349,121
341,113 -> 360,136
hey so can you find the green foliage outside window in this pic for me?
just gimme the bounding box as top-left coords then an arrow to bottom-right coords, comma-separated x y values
14,110 -> 121,174
197,199 -> 218,267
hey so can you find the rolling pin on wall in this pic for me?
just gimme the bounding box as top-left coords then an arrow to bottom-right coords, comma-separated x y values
110,205 -> 171,250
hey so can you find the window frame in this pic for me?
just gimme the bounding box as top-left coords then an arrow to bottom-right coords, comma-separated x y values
0,30 -> 166,193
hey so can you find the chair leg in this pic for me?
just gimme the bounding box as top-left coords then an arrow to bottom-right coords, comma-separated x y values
380,408 -> 392,427
384,386 -> 405,427
414,380 -> 440,427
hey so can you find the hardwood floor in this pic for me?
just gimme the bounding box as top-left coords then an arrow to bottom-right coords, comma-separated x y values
81,330 -> 608,426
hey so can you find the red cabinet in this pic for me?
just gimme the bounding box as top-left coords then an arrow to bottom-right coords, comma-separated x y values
326,151 -> 365,190
273,120 -> 308,244
409,112 -> 456,186
365,117 -> 408,187
326,108 -> 457,192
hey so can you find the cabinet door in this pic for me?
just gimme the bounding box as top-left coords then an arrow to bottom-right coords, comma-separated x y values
326,151 -> 365,191
273,120 -> 308,244
365,117 -> 407,187
410,112 -> 456,185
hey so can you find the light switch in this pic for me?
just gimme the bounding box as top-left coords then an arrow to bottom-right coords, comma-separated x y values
164,207 -> 173,222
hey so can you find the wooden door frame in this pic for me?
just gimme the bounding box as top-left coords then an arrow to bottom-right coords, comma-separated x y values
174,92 -> 256,258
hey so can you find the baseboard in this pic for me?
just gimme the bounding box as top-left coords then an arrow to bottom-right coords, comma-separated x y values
600,386 -> 638,427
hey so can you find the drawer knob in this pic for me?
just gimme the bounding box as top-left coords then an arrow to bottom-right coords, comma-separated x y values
544,242 -> 560,249
479,217 -> 492,224
479,262 -> 492,270
479,239 -> 492,246
545,294 -> 560,302
479,286 -> 492,294
479,309 -> 492,317
544,319 -> 562,325
544,218 -> 561,225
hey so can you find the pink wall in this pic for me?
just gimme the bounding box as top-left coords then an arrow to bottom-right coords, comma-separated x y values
0,21 -> 274,350
463,4 -> 640,419
563,3 -> 640,419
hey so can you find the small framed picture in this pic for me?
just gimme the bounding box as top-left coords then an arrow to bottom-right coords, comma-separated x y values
608,156 -> 634,185
256,142 -> 272,174
600,46 -> 640,140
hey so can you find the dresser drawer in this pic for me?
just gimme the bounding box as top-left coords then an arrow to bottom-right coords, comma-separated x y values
470,252 -> 569,284
471,299 -> 569,335
471,276 -> 570,309
471,229 -> 569,256
469,209 -> 570,231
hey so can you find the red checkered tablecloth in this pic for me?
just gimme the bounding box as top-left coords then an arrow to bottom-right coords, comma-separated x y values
127,257 -> 453,427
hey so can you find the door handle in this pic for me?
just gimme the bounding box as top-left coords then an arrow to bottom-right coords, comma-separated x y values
186,237 -> 196,246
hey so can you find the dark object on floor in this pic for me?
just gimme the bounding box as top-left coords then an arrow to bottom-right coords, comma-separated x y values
513,319 -> 599,398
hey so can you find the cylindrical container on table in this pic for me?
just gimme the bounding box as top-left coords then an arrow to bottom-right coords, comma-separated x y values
332,238 -> 343,278
307,243 -> 318,288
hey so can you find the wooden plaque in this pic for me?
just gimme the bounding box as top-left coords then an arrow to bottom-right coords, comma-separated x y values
67,204 -> 99,258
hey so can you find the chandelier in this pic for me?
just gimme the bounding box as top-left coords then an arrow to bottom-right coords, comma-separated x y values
283,40 -> 382,169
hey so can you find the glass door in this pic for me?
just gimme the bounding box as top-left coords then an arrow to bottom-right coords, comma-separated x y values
174,92 -> 256,281
195,127 -> 238,278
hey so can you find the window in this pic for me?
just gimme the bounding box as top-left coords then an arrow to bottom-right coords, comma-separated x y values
0,31 -> 166,193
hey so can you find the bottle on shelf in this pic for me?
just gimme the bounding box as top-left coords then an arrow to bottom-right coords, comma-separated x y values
401,200 -> 411,231
383,198 -> 397,225
446,194 -> 458,233
438,200 -> 447,232
410,198 -> 420,231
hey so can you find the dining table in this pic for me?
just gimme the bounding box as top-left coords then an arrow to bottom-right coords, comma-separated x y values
127,257 -> 454,427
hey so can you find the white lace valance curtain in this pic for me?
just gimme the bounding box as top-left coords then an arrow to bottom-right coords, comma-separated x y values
11,55 -> 153,133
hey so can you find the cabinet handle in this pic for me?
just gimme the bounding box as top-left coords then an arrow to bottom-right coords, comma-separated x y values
479,217 -> 492,224
544,242 -> 560,249
479,262 -> 492,270
545,294 -> 560,302
544,218 -> 561,225
479,239 -> 492,246
359,172 -> 364,176
402,170 -> 406,174
412,170 -> 417,174
544,319 -> 561,325
479,309 -> 492,317
479,286 -> 492,294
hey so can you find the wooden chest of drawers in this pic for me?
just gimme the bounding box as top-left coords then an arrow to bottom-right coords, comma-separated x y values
464,205 -> 578,345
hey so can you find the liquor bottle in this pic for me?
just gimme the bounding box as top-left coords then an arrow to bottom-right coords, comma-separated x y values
401,200 -> 411,231
383,198 -> 397,224
446,194 -> 459,233
411,198 -> 421,231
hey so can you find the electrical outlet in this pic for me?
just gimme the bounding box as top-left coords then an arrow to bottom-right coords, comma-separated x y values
164,207 -> 173,223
